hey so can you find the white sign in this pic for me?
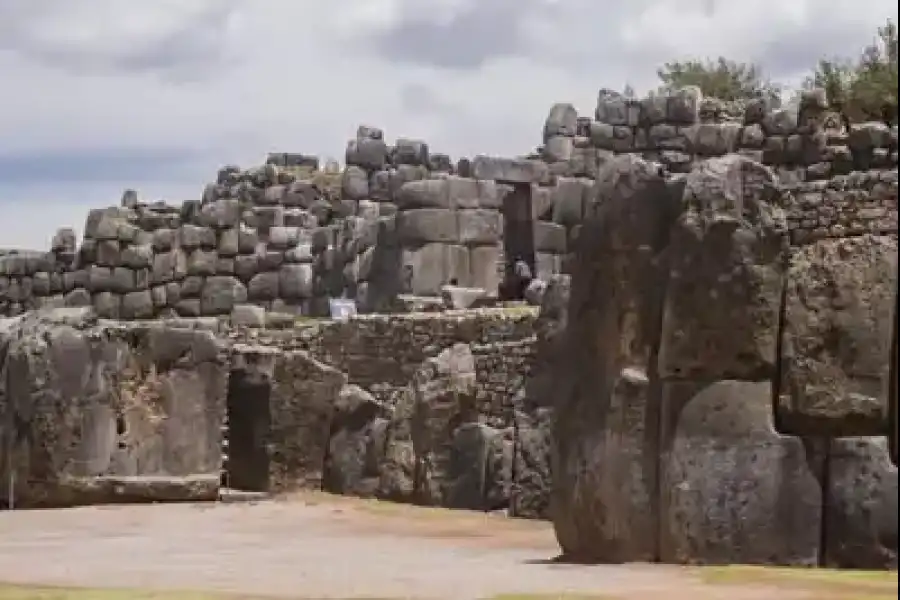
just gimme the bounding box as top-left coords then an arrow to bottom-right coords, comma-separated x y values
328,298 -> 357,321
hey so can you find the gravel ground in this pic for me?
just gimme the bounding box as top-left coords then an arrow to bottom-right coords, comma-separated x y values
0,495 -> 811,600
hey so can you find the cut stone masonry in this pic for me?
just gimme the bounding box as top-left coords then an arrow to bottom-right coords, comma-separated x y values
0,85 -> 897,570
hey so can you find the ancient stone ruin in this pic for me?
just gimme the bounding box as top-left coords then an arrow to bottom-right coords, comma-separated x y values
1,86 -> 897,570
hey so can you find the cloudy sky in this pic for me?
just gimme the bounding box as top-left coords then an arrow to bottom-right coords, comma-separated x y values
1,0 -> 896,249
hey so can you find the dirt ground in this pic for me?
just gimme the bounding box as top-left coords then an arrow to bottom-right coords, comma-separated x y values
0,493 -> 895,600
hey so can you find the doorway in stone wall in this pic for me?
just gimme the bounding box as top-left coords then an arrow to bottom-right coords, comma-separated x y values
500,182 -> 535,300
224,370 -> 271,492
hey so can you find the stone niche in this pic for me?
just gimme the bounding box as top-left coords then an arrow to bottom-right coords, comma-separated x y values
225,344 -> 346,493
0,309 -> 227,508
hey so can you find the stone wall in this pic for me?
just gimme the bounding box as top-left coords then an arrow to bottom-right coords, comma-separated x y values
0,309 -> 227,507
228,308 -> 535,405
1,306 -> 538,512
550,153 -> 897,569
2,87 -> 895,320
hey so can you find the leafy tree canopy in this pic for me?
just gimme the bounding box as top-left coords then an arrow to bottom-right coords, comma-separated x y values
655,57 -> 782,103
649,19 -> 898,124
804,19 -> 897,122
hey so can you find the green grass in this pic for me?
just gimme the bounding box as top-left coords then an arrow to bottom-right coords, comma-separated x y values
699,565 -> 898,600
0,587 -> 248,600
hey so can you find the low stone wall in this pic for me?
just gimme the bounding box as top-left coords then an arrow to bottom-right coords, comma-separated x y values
228,308 -> 537,411
1,306 -> 539,512
784,169 -> 898,243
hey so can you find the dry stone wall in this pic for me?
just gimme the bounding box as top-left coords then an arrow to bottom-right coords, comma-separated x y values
549,152 -> 897,569
1,83 -> 898,569
227,308 -> 536,428
1,306 -> 538,514
4,86 -> 895,319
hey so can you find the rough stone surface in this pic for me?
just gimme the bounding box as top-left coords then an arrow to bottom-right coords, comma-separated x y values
823,437 -> 898,569
551,154 -> 677,562
778,234 -> 898,435
0,308 -> 227,507
0,88 -> 897,571
659,380 -> 822,566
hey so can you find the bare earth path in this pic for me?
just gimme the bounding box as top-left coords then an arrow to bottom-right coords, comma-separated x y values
0,494 -> 875,599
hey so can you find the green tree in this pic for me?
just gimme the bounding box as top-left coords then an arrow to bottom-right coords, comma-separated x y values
655,57 -> 781,103
805,18 -> 898,122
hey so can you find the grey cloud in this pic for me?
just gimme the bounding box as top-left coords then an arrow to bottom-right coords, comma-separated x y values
364,0 -> 539,70
753,17 -> 894,79
399,83 -> 462,116
0,0 -> 240,79
0,147 -> 208,185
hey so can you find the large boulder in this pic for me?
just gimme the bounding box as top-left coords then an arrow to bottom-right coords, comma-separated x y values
322,385 -> 390,497
777,235 -> 897,436
0,308 -> 227,507
658,157 -> 823,566
551,154 -> 826,566
551,154 -> 680,562
374,343 -> 511,509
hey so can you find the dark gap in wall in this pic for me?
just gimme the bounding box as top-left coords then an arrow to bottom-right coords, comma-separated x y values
649,172 -> 684,563
500,182 -> 535,300
647,277 -> 668,564
817,437 -> 833,568
771,262 -> 790,434
224,369 -> 272,493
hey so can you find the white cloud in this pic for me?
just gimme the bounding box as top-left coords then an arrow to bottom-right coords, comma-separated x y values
0,0 -> 896,249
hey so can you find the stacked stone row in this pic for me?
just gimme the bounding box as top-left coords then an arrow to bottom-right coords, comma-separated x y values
783,169 -> 899,244
339,125 -> 548,300
197,159 -> 402,316
387,176 -> 505,297
0,182 -> 378,320
540,88 -> 898,184
0,246 -> 74,316
341,125 -> 455,204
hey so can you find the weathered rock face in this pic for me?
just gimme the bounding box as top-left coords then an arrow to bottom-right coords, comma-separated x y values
778,234 -> 897,435
552,154 -> 679,562
0,308 -> 227,507
371,343 -> 513,509
551,153 -> 897,568
658,157 -> 822,566
824,437 -> 897,569
322,385 -> 390,497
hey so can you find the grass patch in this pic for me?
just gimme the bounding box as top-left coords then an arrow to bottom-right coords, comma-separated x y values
0,586 -> 254,600
699,565 -> 898,599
